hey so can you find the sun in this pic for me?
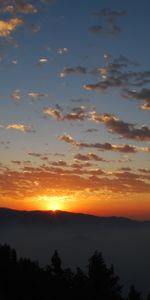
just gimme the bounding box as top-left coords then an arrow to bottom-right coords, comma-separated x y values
51,202 -> 59,212
37,195 -> 65,211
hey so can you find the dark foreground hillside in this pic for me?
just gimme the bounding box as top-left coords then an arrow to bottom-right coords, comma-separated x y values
0,208 -> 150,297
0,244 -> 146,300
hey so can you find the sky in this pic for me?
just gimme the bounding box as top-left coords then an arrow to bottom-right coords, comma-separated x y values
0,0 -> 150,220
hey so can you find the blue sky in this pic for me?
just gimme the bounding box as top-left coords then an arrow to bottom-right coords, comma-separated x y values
0,0 -> 150,218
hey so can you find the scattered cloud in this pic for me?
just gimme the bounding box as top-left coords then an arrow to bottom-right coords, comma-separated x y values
59,66 -> 87,77
0,1 -> 38,14
89,24 -> 120,35
86,128 -> 99,133
28,152 -> 42,157
10,88 -> 22,101
123,88 -> 150,100
11,160 -> 22,165
74,153 -> 107,162
83,77 -> 123,92
89,8 -> 127,36
0,162 -> 150,200
28,91 -> 48,102
90,112 -> 150,141
58,133 -> 77,146
141,101 -> 150,111
30,24 -> 41,33
138,168 -> 150,174
51,160 -> 67,166
38,57 -> 48,64
123,88 -> 150,111
43,105 -> 94,121
0,18 -> 23,37
6,123 -> 34,133
83,56 -> 149,92
92,8 -> 127,18
57,47 -> 69,54
70,98 -> 91,103
43,107 -> 64,120
58,133 -> 137,153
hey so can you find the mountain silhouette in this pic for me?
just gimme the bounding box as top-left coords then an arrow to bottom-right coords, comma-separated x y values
0,207 -> 150,297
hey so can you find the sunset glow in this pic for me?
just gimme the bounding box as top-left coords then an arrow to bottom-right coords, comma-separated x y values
0,0 -> 150,220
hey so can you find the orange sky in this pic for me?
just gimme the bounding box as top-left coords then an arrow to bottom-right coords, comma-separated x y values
0,0 -> 150,220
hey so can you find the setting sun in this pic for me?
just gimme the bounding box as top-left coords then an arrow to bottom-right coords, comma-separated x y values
51,201 -> 59,212
36,195 -> 68,211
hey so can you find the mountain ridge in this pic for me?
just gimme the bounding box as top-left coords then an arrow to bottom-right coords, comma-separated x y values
0,207 -> 150,296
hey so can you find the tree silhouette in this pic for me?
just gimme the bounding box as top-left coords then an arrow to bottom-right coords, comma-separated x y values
88,250 -> 122,300
127,285 -> 143,300
0,244 -> 148,300
51,250 -> 62,276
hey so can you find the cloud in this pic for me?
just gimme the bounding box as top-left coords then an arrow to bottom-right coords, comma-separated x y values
89,25 -> 105,34
92,8 -> 127,18
119,167 -> 132,171
86,128 -> 99,133
70,98 -> 91,103
58,133 -> 78,146
15,3 -> 37,14
90,112 -> 150,141
141,101 -> 150,111
30,24 -> 41,33
123,88 -> 150,100
138,168 -> 150,174
89,8 -> 127,36
11,160 -> 22,165
123,88 -> 150,111
57,47 -> 69,54
51,160 -> 67,166
28,152 -> 49,161
58,133 -> 137,153
59,66 -> 87,77
10,88 -> 22,101
43,106 -> 94,121
28,152 -> 42,157
83,77 -> 123,92
74,153 -> 106,162
1,162 -> 150,199
0,1 -> 37,14
28,92 -> 48,102
89,24 -> 120,35
0,18 -> 23,37
6,123 -> 34,133
38,57 -> 48,64
43,107 -> 64,121
83,56 -> 150,92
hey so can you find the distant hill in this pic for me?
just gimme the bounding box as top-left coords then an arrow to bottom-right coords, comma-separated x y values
0,207 -> 150,296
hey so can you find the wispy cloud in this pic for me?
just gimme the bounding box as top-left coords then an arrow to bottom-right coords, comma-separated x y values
58,133 -> 137,153
28,91 -> 48,102
141,101 -> 150,111
89,24 -> 120,35
59,66 -> 87,77
74,153 -> 107,162
43,105 -> 94,121
38,57 -> 48,65
43,107 -> 64,120
123,88 -> 150,111
6,123 -> 34,133
83,56 -> 150,92
10,88 -> 22,101
92,8 -> 127,18
0,1 -> 37,14
90,112 -> 150,141
57,47 -> 69,54
89,8 -> 127,36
